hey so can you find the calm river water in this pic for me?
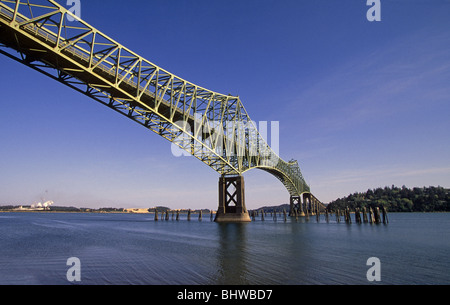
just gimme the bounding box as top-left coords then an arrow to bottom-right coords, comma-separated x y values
0,212 -> 448,285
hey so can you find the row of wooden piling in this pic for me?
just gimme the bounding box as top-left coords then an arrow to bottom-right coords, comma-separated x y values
251,209 -> 289,222
333,206 -> 388,224
250,206 -> 388,224
151,206 -> 388,224
153,209 -> 214,221
251,209 -> 309,222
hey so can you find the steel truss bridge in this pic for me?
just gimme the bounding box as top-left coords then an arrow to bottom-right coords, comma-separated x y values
0,0 -> 324,222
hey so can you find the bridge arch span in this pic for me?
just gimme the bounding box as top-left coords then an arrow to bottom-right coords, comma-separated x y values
0,0 -> 324,221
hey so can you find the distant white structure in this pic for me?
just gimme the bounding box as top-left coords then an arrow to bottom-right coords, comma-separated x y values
16,200 -> 53,211
42,201 -> 53,210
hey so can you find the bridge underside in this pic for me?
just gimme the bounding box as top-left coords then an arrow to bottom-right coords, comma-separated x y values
0,0 -> 325,222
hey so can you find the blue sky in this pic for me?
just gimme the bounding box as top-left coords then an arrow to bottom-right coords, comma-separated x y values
0,0 -> 449,209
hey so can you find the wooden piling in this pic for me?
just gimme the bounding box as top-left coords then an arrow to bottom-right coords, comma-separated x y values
187,209 -> 191,221
165,210 -> 169,221
362,207 -> 368,223
374,207 -> 381,224
369,207 -> 375,224
176,210 -> 180,221
381,206 -> 389,224
336,209 -> 340,223
355,208 -> 361,224
261,209 -> 265,221
154,209 -> 158,221
345,207 -> 351,224
325,209 -> 329,223
198,210 -> 202,221
283,209 -> 287,222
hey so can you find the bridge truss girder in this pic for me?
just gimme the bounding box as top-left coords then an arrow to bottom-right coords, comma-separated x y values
0,0 -> 317,201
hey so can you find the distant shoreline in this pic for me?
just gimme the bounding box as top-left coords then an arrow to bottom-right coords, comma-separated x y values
1,209 -> 448,214
0,210 -> 129,214
0,206 -> 214,214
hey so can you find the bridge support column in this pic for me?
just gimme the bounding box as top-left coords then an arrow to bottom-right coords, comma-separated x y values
303,193 -> 312,215
214,175 -> 251,223
289,196 -> 305,217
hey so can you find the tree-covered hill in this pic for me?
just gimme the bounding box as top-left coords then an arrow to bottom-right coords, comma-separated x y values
327,185 -> 450,212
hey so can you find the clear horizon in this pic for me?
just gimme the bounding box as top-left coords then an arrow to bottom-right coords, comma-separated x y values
1,0 -> 449,210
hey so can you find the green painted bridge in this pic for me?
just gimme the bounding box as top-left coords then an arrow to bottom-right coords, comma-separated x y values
0,0 -> 324,222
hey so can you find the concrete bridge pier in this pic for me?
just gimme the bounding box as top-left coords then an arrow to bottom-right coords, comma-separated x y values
214,175 -> 251,223
302,193 -> 310,215
289,196 -> 305,216
289,193 -> 324,218
303,193 -> 319,216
